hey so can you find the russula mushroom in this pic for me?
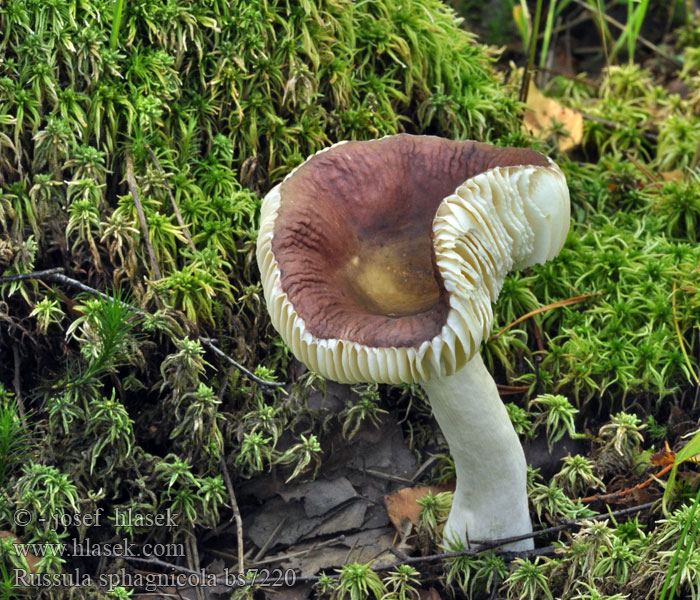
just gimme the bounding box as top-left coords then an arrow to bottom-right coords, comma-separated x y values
256,134 -> 570,551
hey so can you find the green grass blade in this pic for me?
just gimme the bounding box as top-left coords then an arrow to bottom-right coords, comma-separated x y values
659,486 -> 700,600
514,0 -> 532,50
609,0 -> 649,63
663,429 -> 700,514
539,0 -> 558,70
110,0 -> 125,51
520,0 -> 545,102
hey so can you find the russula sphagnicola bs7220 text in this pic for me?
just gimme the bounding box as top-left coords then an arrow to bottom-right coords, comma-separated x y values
256,134 -> 570,551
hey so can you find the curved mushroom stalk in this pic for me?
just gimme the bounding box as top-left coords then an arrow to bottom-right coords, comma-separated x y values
422,353 -> 533,551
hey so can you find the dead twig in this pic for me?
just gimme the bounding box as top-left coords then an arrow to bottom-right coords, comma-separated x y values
0,268 -> 126,307
577,110 -> 659,143
246,535 -> 346,568
410,455 -> 441,483
184,532 -> 205,600
253,518 -> 287,564
199,336 -> 285,389
624,152 -> 660,183
348,466 -> 414,485
125,151 -> 161,280
219,454 -> 245,575
0,267 -> 65,284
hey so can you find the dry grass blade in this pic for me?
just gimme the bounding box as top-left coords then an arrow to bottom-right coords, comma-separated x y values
220,454 -> 245,575
125,151 -> 162,280
145,145 -> 197,252
494,292 -> 603,339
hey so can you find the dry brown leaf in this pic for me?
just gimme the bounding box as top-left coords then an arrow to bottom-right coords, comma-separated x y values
523,82 -> 583,152
661,170 -> 685,181
383,484 -> 453,533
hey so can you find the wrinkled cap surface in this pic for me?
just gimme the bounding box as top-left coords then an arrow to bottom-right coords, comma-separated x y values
257,134 -> 570,384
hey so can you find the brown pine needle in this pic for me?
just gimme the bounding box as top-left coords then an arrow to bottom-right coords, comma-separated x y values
496,384 -> 530,395
494,292 -> 603,339
579,463 -> 674,504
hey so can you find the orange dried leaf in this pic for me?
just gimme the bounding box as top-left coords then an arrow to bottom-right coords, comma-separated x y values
383,485 -> 452,533
523,82 -> 583,152
661,170 -> 685,182
650,446 -> 675,467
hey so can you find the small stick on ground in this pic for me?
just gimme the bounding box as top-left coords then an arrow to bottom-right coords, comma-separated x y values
577,111 -> 659,143
247,535 -> 346,568
253,518 -> 286,564
220,454 -> 245,575
410,455 -> 440,483
200,336 -> 285,389
125,151 -> 162,280
0,267 -> 65,284
624,152 -> 660,183
187,533 -> 205,600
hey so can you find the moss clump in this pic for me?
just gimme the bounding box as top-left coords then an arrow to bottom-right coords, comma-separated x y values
0,0 -> 521,330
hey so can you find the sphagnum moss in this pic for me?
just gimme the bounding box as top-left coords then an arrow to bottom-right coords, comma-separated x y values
1,0 -> 520,331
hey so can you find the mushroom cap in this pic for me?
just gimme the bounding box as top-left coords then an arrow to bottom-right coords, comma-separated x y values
257,134 -> 570,384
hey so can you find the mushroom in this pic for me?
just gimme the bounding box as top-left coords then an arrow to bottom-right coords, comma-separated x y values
256,134 -> 570,551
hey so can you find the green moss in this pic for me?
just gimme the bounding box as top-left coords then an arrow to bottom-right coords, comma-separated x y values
0,0 -> 521,326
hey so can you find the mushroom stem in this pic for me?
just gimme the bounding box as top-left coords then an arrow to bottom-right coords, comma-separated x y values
421,352 -> 533,551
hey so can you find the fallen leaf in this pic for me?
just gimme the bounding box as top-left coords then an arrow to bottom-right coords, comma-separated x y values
651,442 -> 675,467
523,82 -> 583,152
277,527 -> 397,577
661,170 -> 684,181
383,484 -> 453,534
279,477 -> 357,518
